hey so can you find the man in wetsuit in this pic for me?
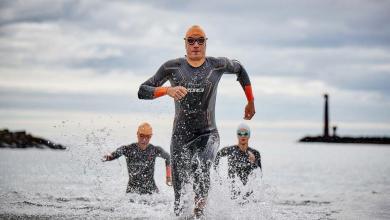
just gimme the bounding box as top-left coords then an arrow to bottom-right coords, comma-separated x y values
214,123 -> 262,186
102,122 -> 172,194
137,25 -> 256,216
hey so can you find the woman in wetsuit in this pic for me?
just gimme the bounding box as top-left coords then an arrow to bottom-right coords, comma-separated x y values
214,124 -> 262,203
137,25 -> 256,216
214,123 -> 262,185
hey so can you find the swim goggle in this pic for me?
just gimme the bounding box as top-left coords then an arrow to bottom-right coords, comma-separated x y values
237,131 -> 250,137
184,37 -> 207,45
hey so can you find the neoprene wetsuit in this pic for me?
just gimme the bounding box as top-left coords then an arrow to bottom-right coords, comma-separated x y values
214,145 -> 261,185
138,56 -> 253,214
110,143 -> 170,194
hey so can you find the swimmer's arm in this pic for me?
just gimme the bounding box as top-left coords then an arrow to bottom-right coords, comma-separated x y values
102,146 -> 125,162
138,64 -> 170,99
156,146 -> 171,166
213,153 -> 221,169
213,147 -> 230,169
156,146 -> 172,186
223,58 -> 255,120
252,151 -> 262,170
138,64 -> 187,100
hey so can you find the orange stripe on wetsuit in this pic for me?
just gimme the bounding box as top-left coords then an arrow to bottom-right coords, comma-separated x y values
166,166 -> 172,178
154,87 -> 168,98
244,85 -> 254,102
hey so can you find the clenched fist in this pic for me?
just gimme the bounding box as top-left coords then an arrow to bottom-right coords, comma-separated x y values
167,86 -> 188,101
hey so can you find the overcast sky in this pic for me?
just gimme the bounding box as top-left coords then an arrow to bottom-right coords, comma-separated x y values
0,0 -> 389,144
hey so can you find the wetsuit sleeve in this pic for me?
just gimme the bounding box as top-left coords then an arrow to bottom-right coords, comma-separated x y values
138,64 -> 170,99
251,150 -> 262,170
222,57 -> 254,102
155,146 -> 171,166
110,146 -> 126,160
213,146 -> 230,169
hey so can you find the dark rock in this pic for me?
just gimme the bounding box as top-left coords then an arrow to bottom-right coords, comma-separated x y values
299,135 -> 390,145
0,129 -> 66,150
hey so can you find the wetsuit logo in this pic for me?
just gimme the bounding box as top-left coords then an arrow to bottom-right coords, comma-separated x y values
187,88 -> 205,93
186,83 -> 205,93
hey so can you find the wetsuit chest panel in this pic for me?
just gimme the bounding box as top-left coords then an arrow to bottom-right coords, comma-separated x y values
173,61 -> 217,113
169,59 -> 223,134
227,146 -> 256,180
229,150 -> 252,170
124,145 -> 157,177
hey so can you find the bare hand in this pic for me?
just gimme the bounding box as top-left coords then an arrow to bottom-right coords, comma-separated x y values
102,154 -> 113,162
244,101 -> 255,120
167,86 -> 188,101
248,151 -> 255,163
166,176 -> 172,186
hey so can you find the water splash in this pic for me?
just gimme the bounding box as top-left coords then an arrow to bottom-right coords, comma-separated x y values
206,168 -> 275,220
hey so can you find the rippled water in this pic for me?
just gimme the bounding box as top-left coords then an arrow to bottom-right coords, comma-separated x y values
1,137 -> 389,219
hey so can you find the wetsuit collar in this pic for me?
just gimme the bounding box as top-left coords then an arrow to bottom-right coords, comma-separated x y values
186,56 -> 206,67
236,144 -> 248,152
137,143 -> 149,151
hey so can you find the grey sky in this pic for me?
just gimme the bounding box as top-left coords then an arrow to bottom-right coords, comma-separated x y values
1,0 -> 389,140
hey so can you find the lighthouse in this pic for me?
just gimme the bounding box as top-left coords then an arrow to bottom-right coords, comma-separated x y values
324,94 -> 329,137
299,94 -> 390,144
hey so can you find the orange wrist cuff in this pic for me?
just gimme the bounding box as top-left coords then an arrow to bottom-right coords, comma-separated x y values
244,85 -> 254,102
166,166 -> 171,178
154,87 -> 168,98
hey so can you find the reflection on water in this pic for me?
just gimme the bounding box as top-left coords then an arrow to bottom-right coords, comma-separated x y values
0,134 -> 390,219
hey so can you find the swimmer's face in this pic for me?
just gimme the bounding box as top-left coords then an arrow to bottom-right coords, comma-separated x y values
237,129 -> 250,145
137,132 -> 152,148
185,34 -> 206,61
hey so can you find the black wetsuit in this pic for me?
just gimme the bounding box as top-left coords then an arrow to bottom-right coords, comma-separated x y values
110,143 -> 170,194
138,57 -> 252,213
214,145 -> 261,185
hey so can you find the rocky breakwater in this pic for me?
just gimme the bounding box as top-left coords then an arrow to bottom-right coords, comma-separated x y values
0,129 -> 66,150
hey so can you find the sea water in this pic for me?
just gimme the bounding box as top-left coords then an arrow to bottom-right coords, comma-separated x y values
1,134 -> 390,219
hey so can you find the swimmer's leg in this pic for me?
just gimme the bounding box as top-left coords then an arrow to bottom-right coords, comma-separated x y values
192,160 -> 212,217
191,132 -> 220,217
172,139 -> 193,216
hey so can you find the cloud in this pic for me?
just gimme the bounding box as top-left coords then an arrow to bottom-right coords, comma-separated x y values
1,0 -> 389,138
0,0 -> 89,26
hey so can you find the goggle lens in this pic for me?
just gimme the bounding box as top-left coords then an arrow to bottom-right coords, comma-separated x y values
237,131 -> 249,137
186,37 -> 206,45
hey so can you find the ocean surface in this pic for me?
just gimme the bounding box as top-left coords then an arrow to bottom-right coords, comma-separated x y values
1,139 -> 389,219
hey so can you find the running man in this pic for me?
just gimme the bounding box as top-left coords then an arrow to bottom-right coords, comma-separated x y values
102,122 -> 172,194
214,123 -> 262,186
138,25 -> 256,216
